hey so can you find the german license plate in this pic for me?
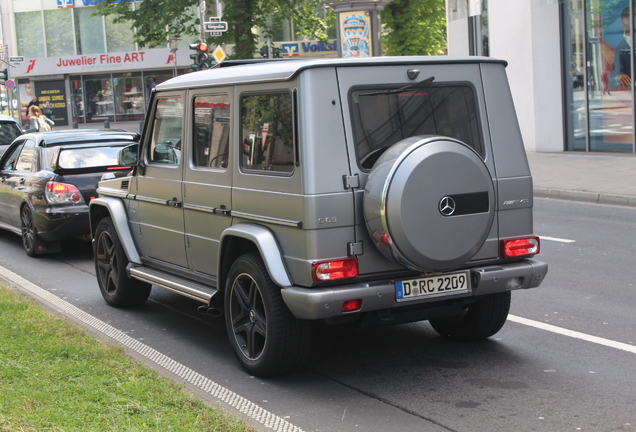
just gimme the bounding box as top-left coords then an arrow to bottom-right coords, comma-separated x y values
396,271 -> 470,301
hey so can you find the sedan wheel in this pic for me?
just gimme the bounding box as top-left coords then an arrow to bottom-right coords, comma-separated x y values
20,206 -> 41,257
225,253 -> 312,376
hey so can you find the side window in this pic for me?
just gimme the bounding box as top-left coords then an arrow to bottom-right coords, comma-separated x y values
192,94 -> 231,169
240,92 -> 294,173
149,96 -> 184,165
2,142 -> 25,171
14,140 -> 37,172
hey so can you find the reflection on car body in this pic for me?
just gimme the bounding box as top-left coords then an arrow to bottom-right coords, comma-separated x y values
0,130 -> 139,256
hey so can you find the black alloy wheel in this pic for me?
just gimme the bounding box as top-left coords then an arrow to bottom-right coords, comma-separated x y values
225,253 -> 312,376
20,205 -> 41,257
94,217 -> 151,307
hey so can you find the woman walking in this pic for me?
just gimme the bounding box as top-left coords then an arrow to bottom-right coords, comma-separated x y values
28,106 -> 54,132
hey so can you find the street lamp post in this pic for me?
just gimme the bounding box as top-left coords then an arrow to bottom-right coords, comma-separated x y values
327,0 -> 392,58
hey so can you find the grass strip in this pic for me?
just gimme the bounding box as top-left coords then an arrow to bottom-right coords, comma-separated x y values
0,285 -> 256,432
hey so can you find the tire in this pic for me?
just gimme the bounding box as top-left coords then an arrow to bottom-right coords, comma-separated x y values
94,217 -> 151,307
21,205 -> 42,257
225,253 -> 312,376
429,291 -> 511,341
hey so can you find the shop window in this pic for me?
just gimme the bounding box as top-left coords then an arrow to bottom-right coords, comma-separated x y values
83,76 -> 114,121
16,12 -> 45,58
74,7 -> 106,55
240,92 -> 295,174
70,77 -> 84,124
192,95 -> 231,169
114,72 -> 144,121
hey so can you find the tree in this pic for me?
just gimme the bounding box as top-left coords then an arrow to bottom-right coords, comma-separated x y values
381,0 -> 446,56
92,0 -> 328,60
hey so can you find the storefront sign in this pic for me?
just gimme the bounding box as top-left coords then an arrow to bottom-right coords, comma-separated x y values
13,49 -> 187,77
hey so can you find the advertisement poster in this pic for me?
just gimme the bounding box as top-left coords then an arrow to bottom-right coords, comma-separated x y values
19,82 -> 34,123
36,80 -> 68,126
340,11 -> 372,58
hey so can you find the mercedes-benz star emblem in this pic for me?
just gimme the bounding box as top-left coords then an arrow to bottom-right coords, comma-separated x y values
439,196 -> 456,216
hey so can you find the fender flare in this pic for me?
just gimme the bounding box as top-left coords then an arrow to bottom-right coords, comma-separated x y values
89,197 -> 141,264
220,223 -> 292,288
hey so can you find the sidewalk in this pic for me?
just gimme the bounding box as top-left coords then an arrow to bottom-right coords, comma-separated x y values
527,151 -> 636,207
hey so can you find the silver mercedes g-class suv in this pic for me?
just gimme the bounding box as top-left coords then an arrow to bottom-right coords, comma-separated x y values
90,56 -> 548,376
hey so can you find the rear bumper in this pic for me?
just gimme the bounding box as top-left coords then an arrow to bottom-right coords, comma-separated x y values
34,205 -> 90,241
280,259 -> 548,320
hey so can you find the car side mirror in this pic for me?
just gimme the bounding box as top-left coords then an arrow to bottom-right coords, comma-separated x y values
118,143 -> 139,166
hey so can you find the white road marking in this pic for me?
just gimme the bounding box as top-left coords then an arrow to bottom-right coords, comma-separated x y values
540,236 -> 576,243
508,315 -> 636,354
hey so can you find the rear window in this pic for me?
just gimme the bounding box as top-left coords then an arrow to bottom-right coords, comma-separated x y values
0,121 -> 22,145
349,84 -> 483,169
49,146 -> 125,169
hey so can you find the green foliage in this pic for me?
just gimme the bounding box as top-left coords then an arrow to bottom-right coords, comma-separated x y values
381,0 -> 447,56
92,0 -> 328,60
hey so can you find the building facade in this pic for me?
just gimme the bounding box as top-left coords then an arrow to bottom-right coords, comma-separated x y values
0,0 -> 337,127
447,0 -> 636,154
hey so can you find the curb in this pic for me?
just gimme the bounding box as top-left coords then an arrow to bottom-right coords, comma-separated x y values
534,188 -> 636,208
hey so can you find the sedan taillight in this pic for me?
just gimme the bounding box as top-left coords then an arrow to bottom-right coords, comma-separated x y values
45,182 -> 85,205
501,236 -> 540,258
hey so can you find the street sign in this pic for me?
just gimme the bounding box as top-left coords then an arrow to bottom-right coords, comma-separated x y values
212,46 -> 226,64
4,80 -> 15,89
9,56 -> 24,63
204,21 -> 228,32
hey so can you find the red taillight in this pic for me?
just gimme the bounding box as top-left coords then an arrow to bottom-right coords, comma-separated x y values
501,236 -> 540,258
312,258 -> 359,281
341,299 -> 362,312
45,181 -> 84,204
107,166 -> 131,170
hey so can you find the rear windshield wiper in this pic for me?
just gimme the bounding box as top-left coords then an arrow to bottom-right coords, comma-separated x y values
359,76 -> 435,97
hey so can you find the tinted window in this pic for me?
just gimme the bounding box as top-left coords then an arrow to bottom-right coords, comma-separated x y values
0,121 -> 22,145
240,92 -> 294,173
192,94 -> 231,169
149,96 -> 183,165
2,143 -> 25,170
350,84 -> 483,169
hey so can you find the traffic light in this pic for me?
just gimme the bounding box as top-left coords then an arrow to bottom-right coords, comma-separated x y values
189,42 -> 211,71
0,69 -> 7,84
272,47 -> 281,58
257,46 -> 269,58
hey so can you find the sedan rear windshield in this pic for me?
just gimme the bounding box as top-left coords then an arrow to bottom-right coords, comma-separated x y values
46,146 -> 125,169
349,84 -> 483,169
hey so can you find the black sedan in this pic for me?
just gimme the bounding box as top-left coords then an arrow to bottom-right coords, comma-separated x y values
0,130 -> 138,256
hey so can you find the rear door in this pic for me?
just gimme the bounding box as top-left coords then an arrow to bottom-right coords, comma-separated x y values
133,92 -> 188,268
0,141 -> 26,225
183,89 -> 234,277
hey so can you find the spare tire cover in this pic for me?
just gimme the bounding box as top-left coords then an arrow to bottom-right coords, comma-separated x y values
364,136 -> 495,272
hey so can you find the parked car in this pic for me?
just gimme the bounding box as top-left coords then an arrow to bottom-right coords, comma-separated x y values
0,115 -> 24,156
0,130 -> 139,256
90,56 -> 548,376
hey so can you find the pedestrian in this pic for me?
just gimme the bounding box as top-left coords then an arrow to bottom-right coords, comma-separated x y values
27,96 -> 38,110
42,100 -> 53,121
28,106 -> 54,132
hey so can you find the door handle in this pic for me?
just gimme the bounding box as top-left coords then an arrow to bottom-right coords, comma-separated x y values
19,178 -> 25,185
167,198 -> 182,208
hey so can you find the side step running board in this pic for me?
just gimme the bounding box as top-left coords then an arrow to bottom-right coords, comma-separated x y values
128,265 -> 217,304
